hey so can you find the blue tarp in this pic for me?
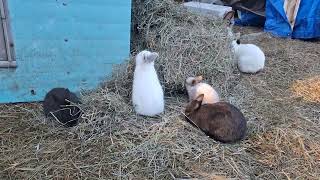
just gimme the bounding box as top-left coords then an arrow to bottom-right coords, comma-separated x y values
235,11 -> 265,27
265,0 -> 320,39
235,0 -> 320,39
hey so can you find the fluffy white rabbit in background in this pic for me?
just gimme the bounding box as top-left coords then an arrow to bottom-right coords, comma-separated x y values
232,39 -> 265,74
132,50 -> 164,116
185,75 -> 220,105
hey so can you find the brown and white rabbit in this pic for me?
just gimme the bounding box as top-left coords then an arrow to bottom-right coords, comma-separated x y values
184,94 -> 247,143
185,75 -> 220,105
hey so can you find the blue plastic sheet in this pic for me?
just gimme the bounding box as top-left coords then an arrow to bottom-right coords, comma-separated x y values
265,0 -> 320,39
235,11 -> 265,27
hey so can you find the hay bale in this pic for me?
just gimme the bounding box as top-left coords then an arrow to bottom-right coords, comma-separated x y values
131,0 -> 239,96
76,0 -> 240,140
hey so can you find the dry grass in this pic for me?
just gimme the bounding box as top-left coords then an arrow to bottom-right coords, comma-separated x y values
131,0 -> 238,96
246,128 -> 320,179
1,0 -> 320,179
292,76 -> 320,103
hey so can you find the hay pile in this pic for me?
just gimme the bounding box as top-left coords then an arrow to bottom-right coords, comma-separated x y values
71,0 -> 241,178
64,0 -> 245,178
1,0 -> 320,179
131,0 -> 238,95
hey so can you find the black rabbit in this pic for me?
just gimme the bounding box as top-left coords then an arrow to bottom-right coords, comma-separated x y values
43,88 -> 82,127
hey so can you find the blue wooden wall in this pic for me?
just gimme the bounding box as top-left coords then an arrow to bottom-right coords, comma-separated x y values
0,0 -> 132,103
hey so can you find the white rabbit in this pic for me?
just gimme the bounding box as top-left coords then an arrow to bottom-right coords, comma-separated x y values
185,75 -> 220,105
132,50 -> 164,116
232,39 -> 265,74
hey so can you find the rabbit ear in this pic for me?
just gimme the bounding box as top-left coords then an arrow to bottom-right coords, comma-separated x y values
148,52 -> 159,62
223,10 -> 235,25
191,79 -> 197,86
191,102 -> 201,111
196,94 -> 204,102
235,32 -> 241,40
195,75 -> 203,82
191,76 -> 203,85
191,94 -> 204,111
142,52 -> 147,62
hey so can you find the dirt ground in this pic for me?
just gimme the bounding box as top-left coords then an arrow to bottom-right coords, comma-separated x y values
0,26 -> 319,179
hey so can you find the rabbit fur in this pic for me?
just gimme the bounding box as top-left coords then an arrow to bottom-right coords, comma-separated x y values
43,88 -> 82,127
132,50 -> 164,116
232,39 -> 265,74
185,76 -> 220,105
185,94 -> 247,143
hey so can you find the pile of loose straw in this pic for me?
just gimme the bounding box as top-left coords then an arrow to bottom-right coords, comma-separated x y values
72,0 -> 241,178
3,0 -> 319,179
